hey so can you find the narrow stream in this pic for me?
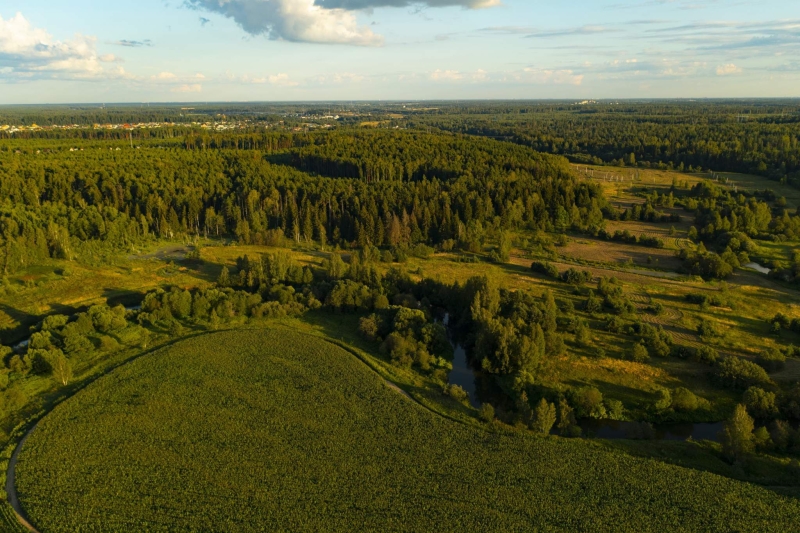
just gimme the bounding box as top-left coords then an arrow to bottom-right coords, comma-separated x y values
448,343 -> 483,409
444,312 -> 726,442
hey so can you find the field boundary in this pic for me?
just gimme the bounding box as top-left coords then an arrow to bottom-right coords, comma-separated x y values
5,425 -> 39,532
2,330 -> 212,533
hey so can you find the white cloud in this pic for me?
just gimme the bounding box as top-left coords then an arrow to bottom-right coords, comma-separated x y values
318,0 -> 499,7
428,67 -> 583,85
172,83 -> 203,93
430,69 -> 464,81
472,69 -> 489,82
716,63 -> 742,75
237,72 -> 300,85
187,0 -> 502,46
268,73 -> 299,86
521,68 -> 584,85
0,12 -> 124,80
187,0 -> 383,46
153,71 -> 178,80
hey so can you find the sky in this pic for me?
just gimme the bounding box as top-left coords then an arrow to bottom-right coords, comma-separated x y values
0,0 -> 799,103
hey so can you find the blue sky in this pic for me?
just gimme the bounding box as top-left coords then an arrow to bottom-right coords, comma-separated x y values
0,0 -> 798,103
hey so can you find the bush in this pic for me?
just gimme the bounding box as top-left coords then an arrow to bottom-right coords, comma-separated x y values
697,320 -> 723,338
671,388 -> 699,412
531,261 -> 560,279
531,399 -> 557,434
715,356 -> 773,390
561,268 -> 592,286
692,346 -> 719,365
756,350 -> 786,373
630,343 -> 649,363
743,387 -> 779,420
358,315 -> 380,341
99,335 -> 121,352
479,403 -> 495,423
410,244 -> 434,259
605,399 -> 624,420
571,387 -> 605,419
685,293 -> 724,307
654,389 -> 672,411
444,384 -> 469,405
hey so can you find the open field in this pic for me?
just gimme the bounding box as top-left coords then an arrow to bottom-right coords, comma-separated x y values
14,328 -> 800,532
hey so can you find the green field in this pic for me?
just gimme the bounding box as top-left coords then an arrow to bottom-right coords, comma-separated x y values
14,328 -> 800,532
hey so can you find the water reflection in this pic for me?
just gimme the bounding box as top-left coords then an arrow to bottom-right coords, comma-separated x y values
577,419 -> 725,442
745,262 -> 771,275
449,343 -> 483,409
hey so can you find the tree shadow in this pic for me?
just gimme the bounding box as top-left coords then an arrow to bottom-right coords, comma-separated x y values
607,438 -> 800,501
101,288 -> 147,308
0,304 -> 39,346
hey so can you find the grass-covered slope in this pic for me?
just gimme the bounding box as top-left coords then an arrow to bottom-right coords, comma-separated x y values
15,329 -> 800,532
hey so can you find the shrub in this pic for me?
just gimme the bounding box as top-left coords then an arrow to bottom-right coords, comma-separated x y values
649,338 -> 671,358
697,319 -> 723,338
585,291 -> 602,314
756,350 -> 786,373
479,403 -> 495,423
671,388 -> 699,412
444,384 -> 469,405
41,314 -> 69,332
654,389 -> 672,411
715,356 -> 773,390
374,294 -> 390,310
411,244 -> 434,259
605,399 -> 624,420
691,346 -> 719,365
29,331 -> 53,350
531,261 -> 560,279
99,336 -> 121,352
531,399 -> 557,434
743,387 -> 779,420
358,315 -> 380,341
561,268 -> 592,286
769,420 -> 793,451
630,344 -> 649,363
382,333 -> 416,368
571,387 -> 605,419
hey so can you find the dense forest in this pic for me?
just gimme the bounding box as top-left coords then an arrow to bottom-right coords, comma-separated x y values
410,102 -> 800,185
0,132 -> 605,275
